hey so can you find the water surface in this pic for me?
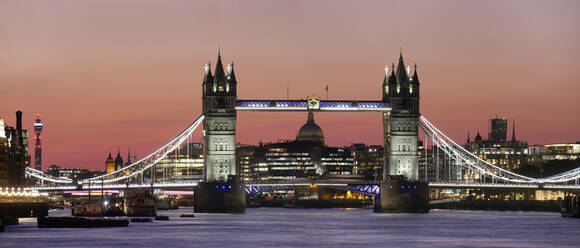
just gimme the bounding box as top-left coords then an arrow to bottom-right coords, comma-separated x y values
1,208 -> 579,248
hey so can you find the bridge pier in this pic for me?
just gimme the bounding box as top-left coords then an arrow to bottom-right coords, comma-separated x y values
375,176 -> 429,213
194,182 -> 246,213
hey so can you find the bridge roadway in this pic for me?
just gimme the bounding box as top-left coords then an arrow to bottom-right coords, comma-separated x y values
235,100 -> 390,112
29,179 -> 580,192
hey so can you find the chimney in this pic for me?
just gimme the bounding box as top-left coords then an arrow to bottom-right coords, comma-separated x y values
16,111 -> 23,147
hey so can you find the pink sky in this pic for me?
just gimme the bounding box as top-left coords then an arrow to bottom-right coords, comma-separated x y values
1,0 -> 579,171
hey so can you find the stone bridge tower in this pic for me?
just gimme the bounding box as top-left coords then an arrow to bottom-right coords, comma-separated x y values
196,51 -> 245,213
378,52 -> 428,213
202,51 -> 238,182
383,52 -> 420,181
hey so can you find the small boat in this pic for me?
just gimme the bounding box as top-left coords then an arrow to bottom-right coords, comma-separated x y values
130,217 -> 153,223
72,200 -> 103,216
124,191 -> 156,216
155,215 -> 169,221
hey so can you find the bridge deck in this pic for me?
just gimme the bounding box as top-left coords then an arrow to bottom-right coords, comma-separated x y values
236,100 -> 390,112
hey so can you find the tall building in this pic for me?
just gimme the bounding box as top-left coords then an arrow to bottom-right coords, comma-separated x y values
383,52 -> 420,181
33,114 -> 44,171
201,51 -> 237,182
489,117 -> 508,142
0,111 -> 29,187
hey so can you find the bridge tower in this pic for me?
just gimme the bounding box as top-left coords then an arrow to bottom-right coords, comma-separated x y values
377,52 -> 428,213
195,51 -> 245,213
385,52 -> 420,181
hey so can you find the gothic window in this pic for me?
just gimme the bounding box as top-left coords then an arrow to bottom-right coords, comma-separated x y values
219,144 -> 223,151
214,144 -> 218,151
224,124 -> 228,130
219,124 -> 223,130
214,123 -> 218,130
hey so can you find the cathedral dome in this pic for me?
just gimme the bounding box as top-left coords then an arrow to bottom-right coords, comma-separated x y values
297,112 -> 324,143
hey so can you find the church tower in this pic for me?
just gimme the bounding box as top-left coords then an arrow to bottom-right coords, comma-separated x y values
383,51 -> 420,181
201,51 -> 238,182
105,150 -> 115,173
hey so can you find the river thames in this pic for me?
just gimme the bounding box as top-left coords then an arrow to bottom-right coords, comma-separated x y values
1,208 -> 579,248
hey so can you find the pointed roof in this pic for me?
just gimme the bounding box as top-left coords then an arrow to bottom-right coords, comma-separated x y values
467,131 -> 471,143
412,63 -> 420,85
203,62 -> 213,84
213,50 -> 226,85
227,61 -> 237,85
126,148 -> 132,164
395,52 -> 408,83
115,146 -> 123,163
382,65 -> 388,87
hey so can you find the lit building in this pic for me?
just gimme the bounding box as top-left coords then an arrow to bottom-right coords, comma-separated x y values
528,143 -> 580,166
33,114 -> 43,171
464,119 -> 528,180
105,151 -> 115,173
349,144 -> 384,180
153,143 -> 204,182
236,145 -> 256,182
322,147 -> 354,175
0,111 -> 30,187
242,112 -> 355,181
47,164 -> 103,181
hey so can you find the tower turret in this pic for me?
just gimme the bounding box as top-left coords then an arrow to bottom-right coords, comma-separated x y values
114,147 -> 124,171
202,62 -> 213,97
105,150 -> 115,173
226,62 -> 237,96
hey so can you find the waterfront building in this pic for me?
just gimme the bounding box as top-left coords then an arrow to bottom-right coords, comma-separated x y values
349,144 -> 384,180
242,112 -> 355,181
528,143 -> 580,165
236,145 -> 256,182
0,112 -> 30,187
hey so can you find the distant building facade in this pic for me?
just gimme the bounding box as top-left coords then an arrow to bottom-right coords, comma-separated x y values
528,143 -> 580,166
464,118 -> 528,181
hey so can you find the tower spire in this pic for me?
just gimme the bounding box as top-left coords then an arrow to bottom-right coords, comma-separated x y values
467,131 -> 471,143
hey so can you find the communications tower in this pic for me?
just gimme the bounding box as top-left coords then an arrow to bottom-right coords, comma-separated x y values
33,114 -> 44,171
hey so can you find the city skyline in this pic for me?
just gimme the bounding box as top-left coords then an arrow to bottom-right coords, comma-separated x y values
1,0 -> 579,171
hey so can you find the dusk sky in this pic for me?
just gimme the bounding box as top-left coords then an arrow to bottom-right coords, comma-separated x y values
1,0 -> 579,171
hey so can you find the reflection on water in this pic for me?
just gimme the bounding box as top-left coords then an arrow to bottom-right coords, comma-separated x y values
2,208 -> 580,248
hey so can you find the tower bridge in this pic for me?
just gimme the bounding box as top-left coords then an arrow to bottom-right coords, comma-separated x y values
20,51 -> 580,213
